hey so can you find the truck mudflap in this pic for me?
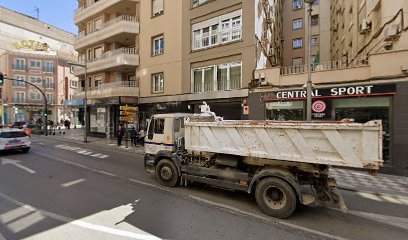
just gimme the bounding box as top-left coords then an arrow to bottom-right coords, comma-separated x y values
314,177 -> 348,212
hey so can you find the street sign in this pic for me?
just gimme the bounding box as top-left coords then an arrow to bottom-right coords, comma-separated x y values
120,105 -> 138,124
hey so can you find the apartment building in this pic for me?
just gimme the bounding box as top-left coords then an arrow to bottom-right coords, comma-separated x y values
73,0 -> 140,137
330,0 -> 408,64
138,0 -> 282,124
281,0 -> 330,67
0,7 -> 78,125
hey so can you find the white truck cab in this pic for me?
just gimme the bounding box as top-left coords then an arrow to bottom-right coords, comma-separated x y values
144,113 -> 192,155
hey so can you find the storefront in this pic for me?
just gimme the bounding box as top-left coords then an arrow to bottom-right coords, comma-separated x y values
249,82 -> 408,175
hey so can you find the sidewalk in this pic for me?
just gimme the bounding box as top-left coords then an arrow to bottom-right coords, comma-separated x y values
36,129 -> 407,197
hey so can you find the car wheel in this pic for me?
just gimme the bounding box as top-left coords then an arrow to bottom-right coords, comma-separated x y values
156,159 -> 179,187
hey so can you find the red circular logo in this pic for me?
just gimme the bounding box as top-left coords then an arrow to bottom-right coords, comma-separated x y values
312,101 -> 326,113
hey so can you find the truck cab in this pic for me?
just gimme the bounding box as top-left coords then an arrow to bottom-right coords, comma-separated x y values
144,113 -> 192,172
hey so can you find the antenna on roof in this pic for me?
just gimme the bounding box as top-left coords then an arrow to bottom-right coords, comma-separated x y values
34,6 -> 39,20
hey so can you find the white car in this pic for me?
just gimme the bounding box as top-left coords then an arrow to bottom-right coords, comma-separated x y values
0,128 -> 31,153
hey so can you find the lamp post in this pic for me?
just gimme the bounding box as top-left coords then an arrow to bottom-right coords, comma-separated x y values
68,62 -> 88,142
304,0 -> 315,121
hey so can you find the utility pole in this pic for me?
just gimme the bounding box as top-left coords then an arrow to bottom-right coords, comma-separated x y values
304,0 -> 315,121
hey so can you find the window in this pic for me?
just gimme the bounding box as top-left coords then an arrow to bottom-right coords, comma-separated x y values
293,38 -> 303,49
29,76 -> 42,85
153,118 -> 165,134
94,17 -> 103,31
192,61 -> 242,93
292,57 -> 303,66
13,75 -> 26,87
29,60 -> 41,68
311,15 -> 319,26
152,0 -> 164,16
44,77 -> 54,88
311,35 -> 319,46
46,93 -> 53,104
192,10 -> 242,50
94,46 -> 103,59
14,59 -> 25,70
192,0 -> 211,8
152,73 -> 164,93
292,0 -> 303,10
13,92 -> 25,103
29,90 -> 42,101
174,119 -> 180,133
44,61 -> 53,72
94,75 -> 102,88
87,49 -> 92,61
152,35 -> 164,56
71,80 -> 78,88
293,19 -> 303,30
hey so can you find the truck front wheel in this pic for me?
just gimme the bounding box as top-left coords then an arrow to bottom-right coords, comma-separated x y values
255,178 -> 297,218
156,159 -> 179,187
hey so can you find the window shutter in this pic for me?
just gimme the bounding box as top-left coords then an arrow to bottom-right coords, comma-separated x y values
153,0 -> 164,15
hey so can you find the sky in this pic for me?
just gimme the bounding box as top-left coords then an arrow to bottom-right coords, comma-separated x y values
0,0 -> 77,34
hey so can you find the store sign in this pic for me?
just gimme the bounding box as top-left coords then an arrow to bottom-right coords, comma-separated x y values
275,84 -> 396,100
312,100 -> 331,119
13,40 -> 49,52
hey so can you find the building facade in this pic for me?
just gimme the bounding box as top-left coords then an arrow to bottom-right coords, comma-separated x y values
137,0 -> 283,124
330,0 -> 408,64
73,0 -> 140,137
249,48 -> 408,175
281,0 -> 330,67
0,7 -> 78,125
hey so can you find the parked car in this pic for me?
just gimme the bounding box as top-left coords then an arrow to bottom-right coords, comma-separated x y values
0,128 -> 31,153
12,121 -> 36,129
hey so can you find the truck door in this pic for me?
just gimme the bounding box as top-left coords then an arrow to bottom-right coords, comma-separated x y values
145,117 -> 166,154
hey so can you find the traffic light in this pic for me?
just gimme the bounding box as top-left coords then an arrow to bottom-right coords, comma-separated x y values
0,72 -> 4,85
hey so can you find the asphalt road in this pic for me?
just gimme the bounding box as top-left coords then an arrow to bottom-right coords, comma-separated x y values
0,136 -> 407,240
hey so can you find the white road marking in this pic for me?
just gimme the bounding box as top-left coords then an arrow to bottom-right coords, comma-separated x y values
7,212 -> 45,233
357,192 -> 408,205
61,179 -> 86,187
347,210 -> 408,231
1,158 -> 36,174
55,144 -> 109,159
97,171 -> 116,177
128,179 -> 170,192
189,195 -> 348,240
0,191 -> 161,240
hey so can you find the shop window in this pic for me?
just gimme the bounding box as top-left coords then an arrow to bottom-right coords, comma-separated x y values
266,101 -> 304,121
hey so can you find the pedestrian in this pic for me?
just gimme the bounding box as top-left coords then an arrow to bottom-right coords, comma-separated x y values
138,127 -> 146,146
130,127 -> 138,146
117,125 -> 125,146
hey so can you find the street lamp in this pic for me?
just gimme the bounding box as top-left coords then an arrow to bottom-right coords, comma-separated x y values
68,62 -> 88,142
304,0 -> 315,121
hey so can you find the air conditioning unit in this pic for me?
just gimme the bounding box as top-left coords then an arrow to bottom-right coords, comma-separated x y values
384,24 -> 400,40
259,72 -> 268,86
359,19 -> 372,34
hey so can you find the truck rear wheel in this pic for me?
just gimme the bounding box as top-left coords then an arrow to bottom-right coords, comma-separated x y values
156,159 -> 179,187
255,178 -> 297,218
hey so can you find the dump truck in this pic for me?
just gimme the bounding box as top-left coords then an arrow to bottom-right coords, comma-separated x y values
144,103 -> 383,218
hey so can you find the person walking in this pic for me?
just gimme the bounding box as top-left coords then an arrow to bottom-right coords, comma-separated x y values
138,127 -> 146,146
117,125 -> 125,146
130,127 -> 138,146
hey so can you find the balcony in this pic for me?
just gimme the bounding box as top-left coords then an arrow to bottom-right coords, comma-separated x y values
75,0 -> 138,25
74,47 -> 139,76
73,81 -> 139,100
75,15 -> 139,51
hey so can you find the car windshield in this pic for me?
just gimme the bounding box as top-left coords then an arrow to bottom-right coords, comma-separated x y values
0,131 -> 28,138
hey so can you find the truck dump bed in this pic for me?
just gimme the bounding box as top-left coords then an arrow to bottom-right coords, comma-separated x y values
184,119 -> 383,170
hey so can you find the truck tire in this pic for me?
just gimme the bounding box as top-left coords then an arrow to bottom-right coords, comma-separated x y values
255,177 -> 297,218
156,159 -> 179,187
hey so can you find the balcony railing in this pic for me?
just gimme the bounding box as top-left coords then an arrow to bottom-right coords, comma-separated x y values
280,57 -> 369,75
74,80 -> 139,99
86,81 -> 138,92
77,15 -> 138,40
13,98 -> 25,104
89,47 -> 138,64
